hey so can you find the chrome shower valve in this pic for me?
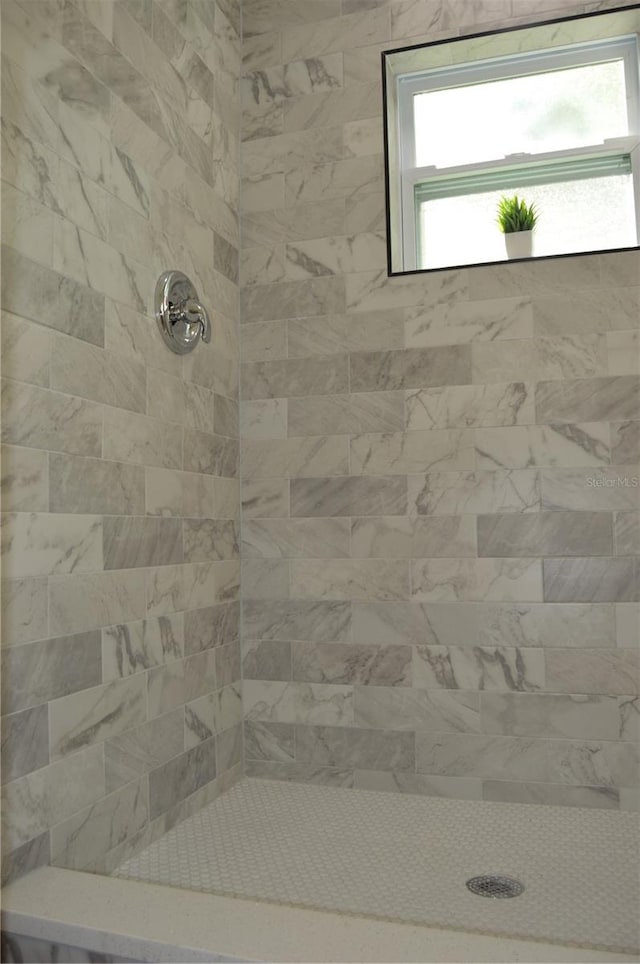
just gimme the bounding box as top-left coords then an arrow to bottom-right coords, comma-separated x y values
155,271 -> 211,354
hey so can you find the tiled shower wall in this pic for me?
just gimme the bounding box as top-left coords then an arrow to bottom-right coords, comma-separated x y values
1,0 -> 242,883
239,0 -> 640,808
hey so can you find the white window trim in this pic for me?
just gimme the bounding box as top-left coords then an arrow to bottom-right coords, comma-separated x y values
395,35 -> 640,271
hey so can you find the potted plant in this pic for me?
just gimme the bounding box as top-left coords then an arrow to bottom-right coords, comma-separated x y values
496,194 -> 538,259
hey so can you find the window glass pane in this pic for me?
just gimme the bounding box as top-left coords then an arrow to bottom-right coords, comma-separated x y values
414,59 -> 628,168
417,174 -> 637,269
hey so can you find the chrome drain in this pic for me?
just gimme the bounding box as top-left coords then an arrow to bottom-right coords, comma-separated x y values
466,874 -> 525,898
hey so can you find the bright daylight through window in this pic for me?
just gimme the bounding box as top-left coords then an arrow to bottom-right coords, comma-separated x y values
383,5 -> 640,273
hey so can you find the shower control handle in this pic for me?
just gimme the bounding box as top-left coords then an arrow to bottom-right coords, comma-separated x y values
172,298 -> 211,343
155,271 -> 211,354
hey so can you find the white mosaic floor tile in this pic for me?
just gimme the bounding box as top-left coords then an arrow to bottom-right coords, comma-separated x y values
113,779 -> 640,954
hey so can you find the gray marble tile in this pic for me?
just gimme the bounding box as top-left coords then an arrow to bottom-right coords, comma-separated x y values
482,781 -> 620,810
292,641 -> 411,687
611,421 -> 640,464
353,770 -> 483,801
242,638 -> 292,680
351,429 -> 475,476
50,336 -> 146,413
103,408 -> 182,469
242,276 -> 345,323
244,679 -> 353,725
354,686 -> 480,733
284,231 -> 386,278
184,429 -> 239,477
535,376 -> 640,424
148,738 -> 216,820
413,645 -> 545,693
406,383 -> 534,430
242,198 -> 345,246
244,720 -> 295,762
411,558 -> 543,602
287,391 -> 404,436
544,557 -> 640,603
241,478 -> 289,518
183,519 -> 239,563
241,355 -> 349,399
1,630 -> 101,715
184,601 -> 240,655
0,445 -> 48,513
241,398 -> 287,439
1,313 -> 50,389
477,511 -> 613,557
214,232 -> 239,285
288,308 -> 405,357
102,614 -> 183,680
475,423 -> 610,469
480,692 -> 630,741
103,516 -> 182,570
50,453 -> 145,515
242,435 -> 348,479
542,467 -> 640,511
215,639 -> 241,688
290,558 -> 410,601
616,603 -> 640,649
245,759 -> 354,786
49,569 -> 146,636
291,475 -> 407,517
1,829 -> 50,886
2,380 -> 102,458
1,576 -> 48,646
49,675 -> 147,760
350,515 -> 477,558
532,287 -> 640,337
217,723 -> 242,773
404,296 -> 532,349
1,246 -> 104,345
477,602 -> 616,649
1,744 -> 105,852
104,709 -> 184,793
546,649 -> 639,697
242,599 -> 351,642
295,723 -> 414,771
409,469 -> 540,516
184,383 -> 215,435
350,346 -> 471,393
147,650 -> 217,718
214,393 -> 239,439
415,732 -> 639,787
1,511 -> 102,578
242,518 -> 350,558
50,778 -> 148,871
616,511 -> 640,555
184,694 -> 215,749
345,268 -> 467,314
472,335 -> 608,383
1,704 -> 49,784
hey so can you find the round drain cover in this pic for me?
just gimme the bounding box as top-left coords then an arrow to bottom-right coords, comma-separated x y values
466,874 -> 525,898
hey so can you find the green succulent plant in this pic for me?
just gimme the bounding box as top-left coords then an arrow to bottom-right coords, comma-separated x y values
496,194 -> 538,233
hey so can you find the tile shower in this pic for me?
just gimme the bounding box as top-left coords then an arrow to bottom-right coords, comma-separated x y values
0,0 -> 639,957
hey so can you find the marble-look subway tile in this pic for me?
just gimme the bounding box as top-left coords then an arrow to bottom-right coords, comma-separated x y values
472,335 -> 608,383
242,355 -> 349,400
409,469 -> 540,516
49,674 -> 146,760
244,759 -> 354,786
533,288 -> 640,337
103,516 -> 182,570
102,614 -> 183,680
244,720 -> 295,762
242,276 -> 345,324
475,423 -> 610,470
1,313 -> 50,389
242,599 -> 352,642
482,780 -> 620,810
350,429 -> 475,476
411,558 -> 543,602
242,558 -> 289,600
148,738 -> 216,820
406,383 -> 534,430
147,650 -> 217,719
295,724 -> 414,772
244,679 -> 354,727
477,511 -> 613,557
1,830 -> 50,887
1,246 -> 104,345
241,399 -> 287,439
615,511 -> 640,556
242,198 -> 345,247
546,649 -> 639,697
290,558 -> 410,602
608,330 -> 640,376
242,436 -> 348,480
1,380 -> 102,458
1,512 -> 102,578
49,569 -> 146,635
288,309 -> 405,357
354,770 -> 483,801
413,645 -> 545,693
50,454 -> 145,515
184,601 -> 240,656
611,421 -> 640,465
535,376 -> 640,424
241,479 -> 289,518
480,692 -> 632,742
104,709 -> 183,793
1,704 -> 49,784
405,297 -> 533,349
284,232 -> 386,279
1,576 -> 48,646
542,466 -> 640,511
544,557 -> 640,603
350,515 -> 477,559
184,430 -> 239,479
287,392 -> 404,437
281,6 -> 388,61
242,639 -> 292,681
292,641 -> 411,687
616,603 -> 640,649
103,408 -> 182,469
183,520 -> 239,563
354,686 -> 480,733
291,475 -> 407,517
1,745 -> 105,852
350,346 -> 471,393
346,269 -> 467,315
285,155 -> 382,205
1,446 -> 48,513
242,518 -> 350,559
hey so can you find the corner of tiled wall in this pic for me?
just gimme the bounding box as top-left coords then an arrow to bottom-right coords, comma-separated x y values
1,0 -> 243,883
238,0 -> 640,809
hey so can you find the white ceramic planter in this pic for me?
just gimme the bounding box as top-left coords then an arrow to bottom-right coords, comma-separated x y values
504,230 -> 534,259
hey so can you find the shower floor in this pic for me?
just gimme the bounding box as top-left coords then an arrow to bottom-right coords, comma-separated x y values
113,778 -> 640,955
